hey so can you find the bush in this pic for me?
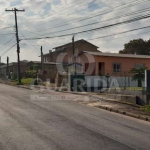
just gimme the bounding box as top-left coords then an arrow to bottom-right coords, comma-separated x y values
142,105 -> 150,112
21,78 -> 34,85
23,70 -> 37,78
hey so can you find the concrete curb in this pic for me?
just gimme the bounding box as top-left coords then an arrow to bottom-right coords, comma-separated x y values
97,105 -> 150,122
61,91 -> 150,122
61,91 -> 140,108
0,81 -> 31,90
91,95 -> 140,108
62,91 -> 94,96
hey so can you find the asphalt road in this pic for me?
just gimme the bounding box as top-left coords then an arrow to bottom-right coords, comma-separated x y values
0,84 -> 150,150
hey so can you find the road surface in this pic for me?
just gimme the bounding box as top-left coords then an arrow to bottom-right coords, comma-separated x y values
0,84 -> 149,150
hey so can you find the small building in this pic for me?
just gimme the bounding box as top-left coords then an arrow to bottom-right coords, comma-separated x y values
28,61 -> 68,82
0,61 -> 30,79
77,51 -> 150,76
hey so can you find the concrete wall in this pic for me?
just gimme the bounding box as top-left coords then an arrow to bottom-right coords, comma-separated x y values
84,76 -> 145,88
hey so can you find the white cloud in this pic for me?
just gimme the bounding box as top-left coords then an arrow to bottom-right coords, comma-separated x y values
0,0 -> 150,62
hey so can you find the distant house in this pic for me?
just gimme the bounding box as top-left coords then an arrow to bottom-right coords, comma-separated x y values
28,61 -> 68,82
27,61 -> 41,71
77,51 -> 150,76
43,39 -> 100,64
0,61 -> 30,79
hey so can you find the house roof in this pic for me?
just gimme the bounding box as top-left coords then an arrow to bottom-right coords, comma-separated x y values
53,39 -> 99,49
0,62 -> 28,68
80,51 -> 150,59
29,61 -> 41,64
65,62 -> 82,66
28,61 -> 68,65
43,53 -> 50,57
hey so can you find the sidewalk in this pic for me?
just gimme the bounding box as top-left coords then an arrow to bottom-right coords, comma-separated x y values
63,91 -> 150,122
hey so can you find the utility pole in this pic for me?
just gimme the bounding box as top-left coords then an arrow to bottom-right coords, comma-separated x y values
6,56 -> 9,79
5,8 -> 25,84
0,56 -> 1,78
72,35 -> 76,75
41,46 -> 43,70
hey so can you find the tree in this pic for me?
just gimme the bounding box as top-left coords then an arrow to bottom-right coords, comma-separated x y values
119,38 -> 150,55
130,67 -> 147,87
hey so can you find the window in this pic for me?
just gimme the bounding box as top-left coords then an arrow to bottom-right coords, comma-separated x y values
135,64 -> 144,69
113,63 -> 121,73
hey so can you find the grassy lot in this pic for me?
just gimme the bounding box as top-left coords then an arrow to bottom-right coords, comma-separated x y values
110,87 -> 143,91
124,87 -> 143,91
141,105 -> 150,112
9,78 -> 34,85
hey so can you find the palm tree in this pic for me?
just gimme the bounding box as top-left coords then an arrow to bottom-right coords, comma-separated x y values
130,67 -> 147,87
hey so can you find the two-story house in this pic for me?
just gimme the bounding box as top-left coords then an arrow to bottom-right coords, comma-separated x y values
43,39 -> 100,64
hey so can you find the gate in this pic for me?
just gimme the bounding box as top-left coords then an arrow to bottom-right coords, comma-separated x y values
70,74 -> 85,92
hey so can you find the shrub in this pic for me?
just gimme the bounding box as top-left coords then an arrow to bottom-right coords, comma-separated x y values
21,78 -> 34,85
141,105 -> 150,112
23,70 -> 37,78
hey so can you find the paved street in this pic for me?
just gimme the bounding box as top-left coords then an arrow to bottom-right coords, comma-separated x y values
0,84 -> 150,150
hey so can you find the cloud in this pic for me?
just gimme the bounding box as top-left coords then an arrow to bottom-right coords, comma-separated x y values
0,0 -> 150,62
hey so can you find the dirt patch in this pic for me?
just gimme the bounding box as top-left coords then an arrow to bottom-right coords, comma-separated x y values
73,94 -> 150,119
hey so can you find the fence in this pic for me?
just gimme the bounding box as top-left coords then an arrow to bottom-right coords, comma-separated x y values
84,76 -> 145,89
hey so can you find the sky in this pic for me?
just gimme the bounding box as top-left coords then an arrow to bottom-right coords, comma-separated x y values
0,0 -> 150,62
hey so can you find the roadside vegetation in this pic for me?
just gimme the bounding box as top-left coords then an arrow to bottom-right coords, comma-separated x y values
141,105 -> 150,112
130,67 -> 147,87
9,78 -> 34,85
8,70 -> 38,85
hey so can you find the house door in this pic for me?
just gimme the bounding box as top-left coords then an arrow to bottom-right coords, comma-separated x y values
99,62 -> 105,76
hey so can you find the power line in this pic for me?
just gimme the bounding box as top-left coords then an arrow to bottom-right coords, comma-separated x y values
19,30 -> 40,54
91,29 -> 150,42
0,35 -> 15,48
21,0 -> 150,32
21,13 -> 150,40
33,7 -> 150,37
0,39 -> 17,55
18,0 -> 95,26
89,25 -> 150,40
1,43 -> 17,57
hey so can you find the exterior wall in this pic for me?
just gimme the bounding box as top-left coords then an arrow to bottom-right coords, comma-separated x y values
43,41 -> 99,64
0,63 -> 30,79
38,64 -> 68,82
95,56 -> 150,76
77,53 -> 150,77
0,67 -> 6,78
85,76 -> 145,87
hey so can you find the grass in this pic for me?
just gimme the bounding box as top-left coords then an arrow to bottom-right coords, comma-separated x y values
141,105 -> 150,112
120,87 -> 143,91
9,78 -> 34,85
21,78 -> 34,85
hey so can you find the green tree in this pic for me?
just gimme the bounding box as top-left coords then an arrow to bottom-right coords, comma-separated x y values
130,67 -> 147,87
119,39 -> 150,55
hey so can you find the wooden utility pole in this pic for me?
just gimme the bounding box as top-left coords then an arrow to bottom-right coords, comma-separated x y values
0,56 -> 1,77
41,46 -> 43,70
6,56 -> 9,78
72,35 -> 76,75
5,8 -> 25,84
